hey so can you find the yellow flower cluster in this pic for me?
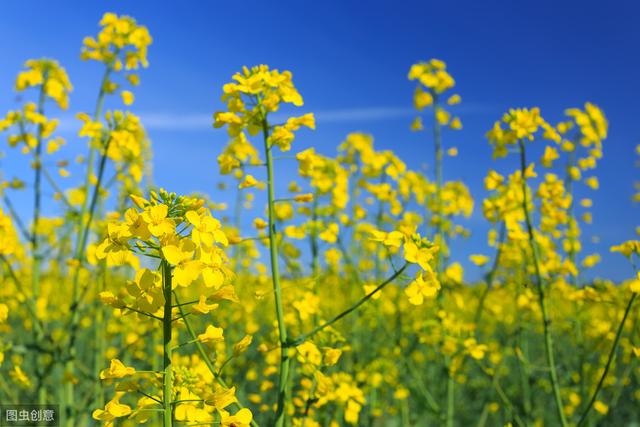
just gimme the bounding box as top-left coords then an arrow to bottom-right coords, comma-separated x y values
15,59 -> 73,109
81,12 -> 152,70
0,103 -> 62,154
96,191 -> 230,286
104,111 -> 149,185
296,148 -> 349,209
213,65 -> 315,152
93,190 -> 254,425
369,229 -> 440,303
408,59 -> 462,131
565,102 -> 608,149
487,107 -> 558,158
0,209 -> 20,257
408,58 -> 455,95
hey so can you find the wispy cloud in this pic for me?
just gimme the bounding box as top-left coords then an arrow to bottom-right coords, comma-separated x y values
313,107 -> 414,123
54,104 -> 492,133
140,112 -> 212,130
138,107 -> 416,131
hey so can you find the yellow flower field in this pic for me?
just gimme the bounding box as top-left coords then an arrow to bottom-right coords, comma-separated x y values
0,11 -> 639,427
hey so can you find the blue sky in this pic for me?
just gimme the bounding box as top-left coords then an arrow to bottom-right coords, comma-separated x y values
0,1 -> 638,281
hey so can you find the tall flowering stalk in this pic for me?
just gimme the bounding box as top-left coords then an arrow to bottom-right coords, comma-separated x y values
536,103 -> 608,286
94,190 -> 252,426
408,59 -> 464,273
2,58 -> 72,404
487,108 -> 569,426
14,60 -> 72,301
574,241 -> 639,425
214,66 -> 443,426
214,65 -> 315,426
408,59 -> 468,427
518,138 -> 568,427
61,14 -> 152,424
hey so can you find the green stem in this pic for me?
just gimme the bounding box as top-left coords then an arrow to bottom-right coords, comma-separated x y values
476,403 -> 489,427
374,175 -> 386,281
564,146 -> 578,286
445,364 -> 454,427
173,293 -> 259,427
31,81 -> 48,406
296,263 -> 408,344
162,260 -> 173,427
432,98 -> 444,273
231,186 -> 244,269
2,194 -> 31,242
42,167 -> 74,210
576,292 -> 637,426
310,191 -> 320,326
336,235 -> 361,285
401,397 -> 410,427
61,65 -> 112,427
475,361 -> 527,427
32,80 -> 47,299
404,359 -> 441,414
0,255 -> 46,338
575,305 -> 587,409
310,191 -> 320,286
474,221 -> 506,329
93,263 -> 107,410
63,137 -> 112,424
78,66 -> 112,228
517,327 -> 533,421
518,139 -> 568,427
261,115 -> 290,427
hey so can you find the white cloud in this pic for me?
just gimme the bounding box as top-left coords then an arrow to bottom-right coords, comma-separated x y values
140,107 -> 416,131
139,107 -> 415,131
54,104 -> 491,133
140,112 -> 211,130
313,107 -> 414,123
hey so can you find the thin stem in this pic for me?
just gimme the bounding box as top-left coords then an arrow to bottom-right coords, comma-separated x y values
173,293 -> 259,427
172,339 -> 198,350
445,366 -> 454,427
473,221 -> 506,328
78,66 -> 112,228
429,98 -> 457,427
374,175 -> 386,281
64,137 -> 113,380
172,300 -> 198,308
1,255 -> 47,338
432,97 -> 444,273
42,167 -> 74,210
516,326 -> 533,421
138,390 -> 162,405
336,235 -> 361,285
92,263 -> 107,411
2,194 -> 32,246
518,139 -> 568,427
576,292 -> 637,426
122,305 -> 163,321
563,143 -> 578,286
261,113 -> 290,427
310,191 -> 320,295
231,186 -> 243,268
404,359 -> 441,414
32,80 -> 47,298
295,262 -> 408,343
74,137 -> 111,275
475,361 -> 527,427
162,260 -> 173,427
62,65 -> 112,426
